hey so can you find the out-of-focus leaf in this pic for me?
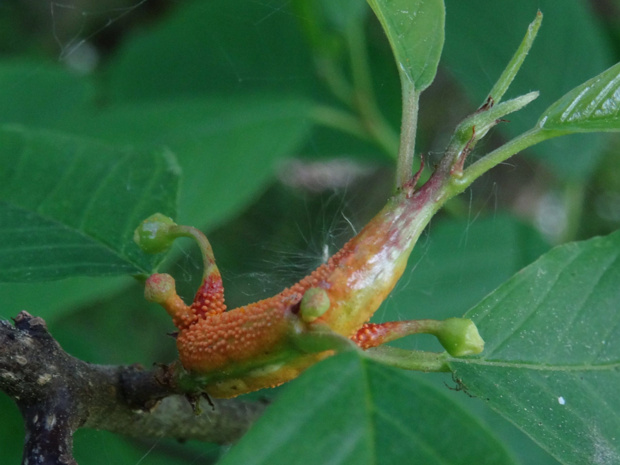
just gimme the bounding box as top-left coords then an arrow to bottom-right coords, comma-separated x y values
367,0 -> 445,92
220,351 -> 516,465
0,395 -> 24,465
321,0 -> 369,31
106,0 -> 317,102
450,230 -> 620,465
443,0 -> 613,179
58,96 -> 310,229
0,126 -> 179,281
0,277 -> 131,322
73,429 -> 220,465
0,61 -> 93,127
539,62 -> 620,133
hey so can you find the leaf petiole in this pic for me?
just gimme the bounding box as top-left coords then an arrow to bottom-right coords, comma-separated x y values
364,346 -> 451,372
396,84 -> 420,189
458,126 -> 553,192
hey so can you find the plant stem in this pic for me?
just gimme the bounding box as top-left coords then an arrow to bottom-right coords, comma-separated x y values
311,105 -> 369,141
364,106 -> 401,159
365,346 -> 450,372
346,19 -> 401,158
315,57 -> 355,107
170,225 -> 219,279
347,20 -> 376,111
0,312 -> 263,463
457,127 -> 556,194
561,180 -> 586,242
396,83 -> 420,189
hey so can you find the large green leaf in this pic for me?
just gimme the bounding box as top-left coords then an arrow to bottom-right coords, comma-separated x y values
367,0 -> 444,92
450,230 -> 620,465
58,96 -> 311,229
0,277 -> 132,322
0,126 -> 179,281
220,351 -> 516,465
443,0 -> 613,179
0,61 -> 93,127
375,214 -> 557,464
539,62 -> 620,133
106,0 -> 317,102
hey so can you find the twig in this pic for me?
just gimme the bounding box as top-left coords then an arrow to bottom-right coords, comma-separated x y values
0,311 -> 265,464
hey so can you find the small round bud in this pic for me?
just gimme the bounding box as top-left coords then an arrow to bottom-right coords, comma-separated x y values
299,288 -> 330,323
134,213 -> 177,254
436,318 -> 485,357
145,273 -> 176,304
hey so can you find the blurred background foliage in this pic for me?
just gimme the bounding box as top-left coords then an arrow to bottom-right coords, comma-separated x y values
1,0 -> 620,463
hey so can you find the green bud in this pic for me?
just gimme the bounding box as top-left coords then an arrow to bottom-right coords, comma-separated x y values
299,288 -> 330,323
134,213 -> 177,254
436,318 -> 484,357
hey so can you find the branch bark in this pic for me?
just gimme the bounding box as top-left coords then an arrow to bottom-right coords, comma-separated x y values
0,311 -> 266,465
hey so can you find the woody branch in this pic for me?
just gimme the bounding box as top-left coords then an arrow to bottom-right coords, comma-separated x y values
0,311 -> 265,465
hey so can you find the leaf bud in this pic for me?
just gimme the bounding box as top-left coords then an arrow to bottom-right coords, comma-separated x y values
134,213 -> 177,254
436,318 -> 484,357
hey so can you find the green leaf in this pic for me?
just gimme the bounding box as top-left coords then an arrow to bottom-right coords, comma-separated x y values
0,277 -> 131,322
0,395 -> 24,464
0,126 -> 179,281
442,0 -> 613,179
220,352 -> 516,465
367,0 -> 445,92
539,62 -> 620,133
375,214 -> 557,463
73,430 -> 220,465
106,0 -> 316,102
450,230 -> 620,465
0,61 -> 94,127
58,96 -> 310,229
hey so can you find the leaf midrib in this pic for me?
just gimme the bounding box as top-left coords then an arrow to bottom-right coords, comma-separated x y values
2,201 -> 147,273
451,358 -> 620,372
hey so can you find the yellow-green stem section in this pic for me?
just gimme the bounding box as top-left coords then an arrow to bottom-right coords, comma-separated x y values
366,346 -> 450,372
170,225 -> 219,279
397,84 -> 420,189
457,127 -> 556,194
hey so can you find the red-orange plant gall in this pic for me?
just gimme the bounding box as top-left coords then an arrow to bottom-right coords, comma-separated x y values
139,171 -> 467,398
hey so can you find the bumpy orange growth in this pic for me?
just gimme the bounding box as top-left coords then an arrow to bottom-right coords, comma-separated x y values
140,173 -> 455,398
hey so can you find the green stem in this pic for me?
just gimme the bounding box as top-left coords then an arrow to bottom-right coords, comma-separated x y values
346,20 -> 401,159
456,127 -> 557,194
364,107 -> 401,159
347,20 -> 376,110
396,84 -> 420,189
315,57 -> 355,107
561,181 -> 586,242
311,105 -> 369,141
170,225 -> 219,279
291,324 -> 358,354
365,346 -> 451,372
